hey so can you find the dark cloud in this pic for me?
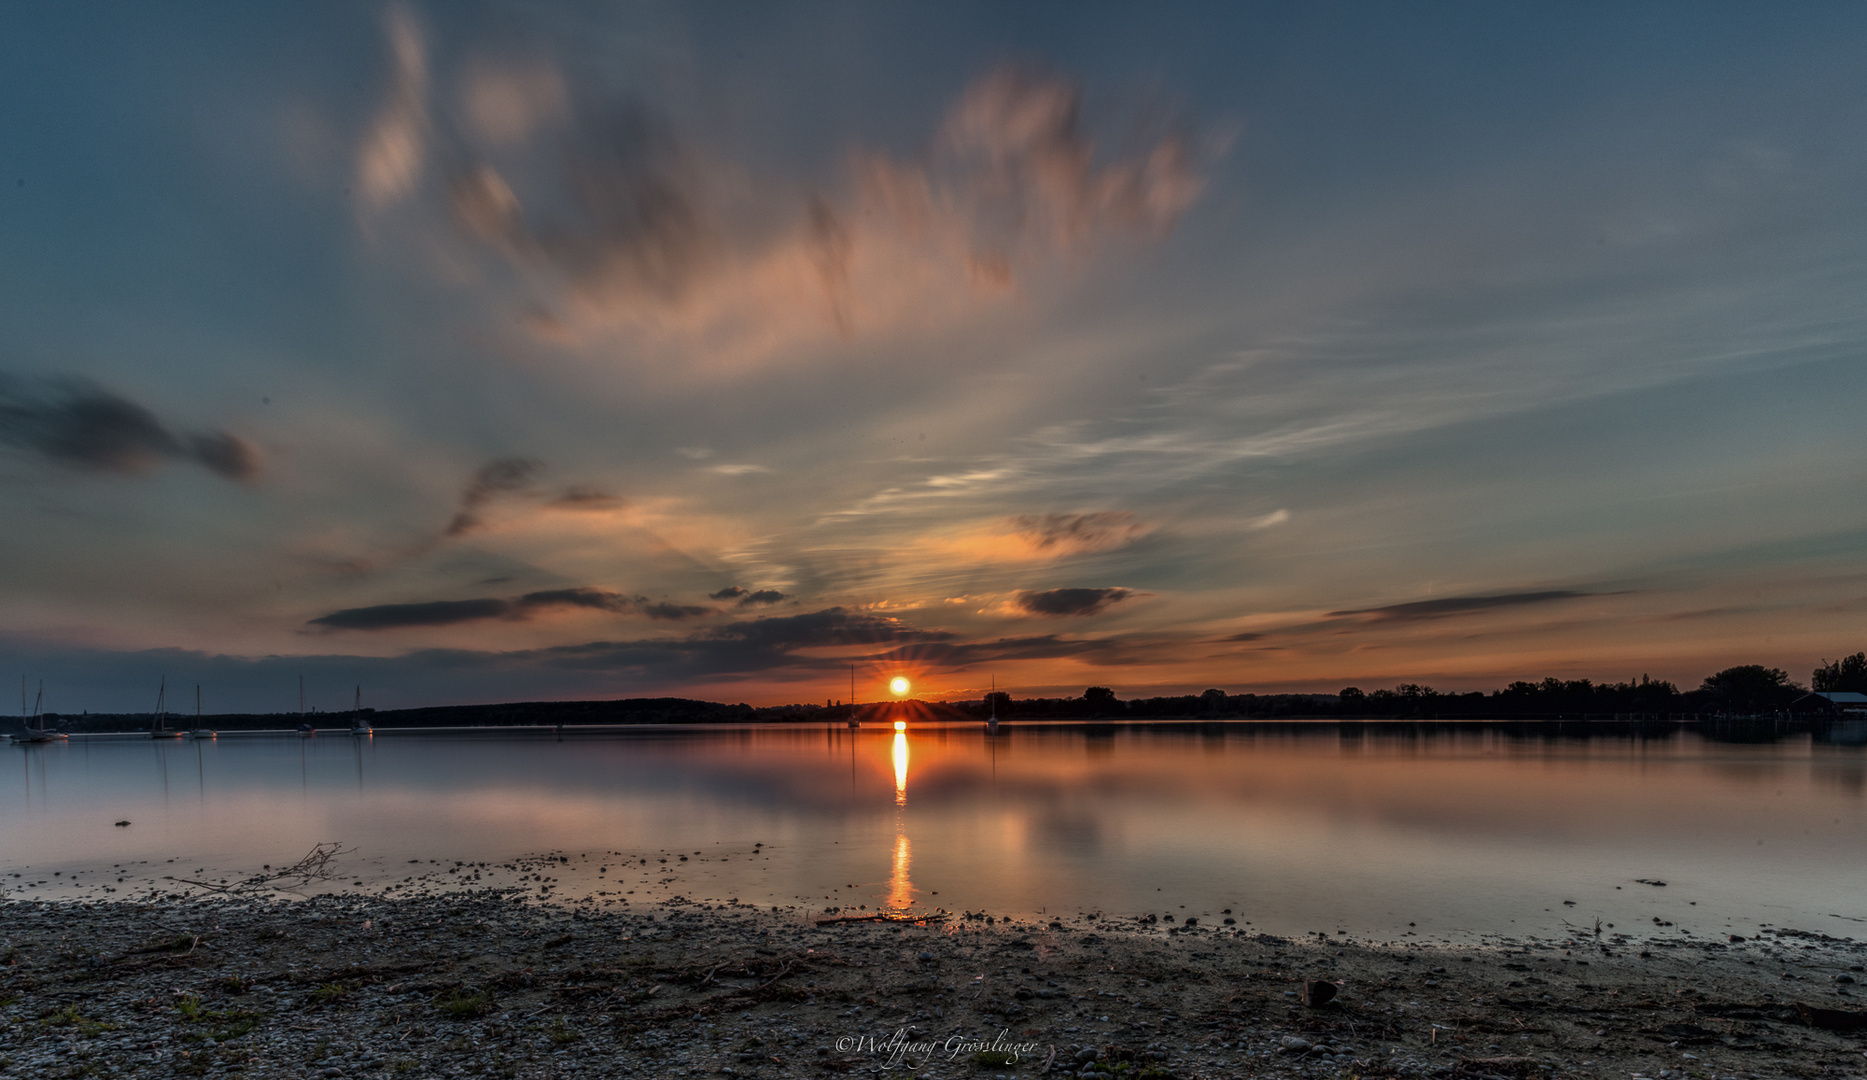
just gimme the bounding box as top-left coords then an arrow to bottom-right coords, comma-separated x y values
709,586 -> 789,607
517,587 -> 637,613
309,586 -> 679,631
530,608 -> 956,677
0,376 -> 260,482
1014,587 -> 1135,617
548,486 -> 625,510
309,598 -> 514,630
446,457 -> 541,536
1328,591 -> 1591,623
1218,631 -> 1263,642
185,432 -> 261,481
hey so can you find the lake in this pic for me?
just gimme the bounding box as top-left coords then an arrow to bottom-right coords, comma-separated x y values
5,719 -> 1864,944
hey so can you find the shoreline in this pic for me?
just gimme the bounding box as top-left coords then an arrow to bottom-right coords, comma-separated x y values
4,889 -> 1865,1079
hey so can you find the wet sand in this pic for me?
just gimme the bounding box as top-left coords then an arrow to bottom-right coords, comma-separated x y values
3,876 -> 1865,1080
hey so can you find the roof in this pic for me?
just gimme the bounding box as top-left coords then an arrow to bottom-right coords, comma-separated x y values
1815,692 -> 1867,704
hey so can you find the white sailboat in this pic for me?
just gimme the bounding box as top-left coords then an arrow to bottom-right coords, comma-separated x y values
151,677 -> 182,738
186,684 -> 215,739
350,685 -> 371,736
297,675 -> 315,736
986,675 -> 999,734
15,679 -> 65,743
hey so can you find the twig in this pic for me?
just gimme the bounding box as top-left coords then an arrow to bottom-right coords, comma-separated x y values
813,912 -> 947,926
162,843 -> 355,896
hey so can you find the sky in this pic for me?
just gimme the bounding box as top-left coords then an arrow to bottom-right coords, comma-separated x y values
4,1 -> 1867,713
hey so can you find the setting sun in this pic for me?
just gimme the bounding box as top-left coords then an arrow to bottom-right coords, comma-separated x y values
889,676 -> 909,696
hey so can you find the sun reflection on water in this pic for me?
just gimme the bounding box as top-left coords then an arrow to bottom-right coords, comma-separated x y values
892,731 -> 908,807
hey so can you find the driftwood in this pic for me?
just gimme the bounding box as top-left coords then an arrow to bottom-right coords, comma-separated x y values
813,911 -> 948,926
163,842 -> 355,896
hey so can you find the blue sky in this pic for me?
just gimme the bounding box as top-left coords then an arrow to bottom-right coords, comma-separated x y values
4,2 -> 1866,712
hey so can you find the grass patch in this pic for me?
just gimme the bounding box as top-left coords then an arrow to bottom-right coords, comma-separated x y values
174,993 -> 262,1041
435,989 -> 494,1019
42,1004 -> 83,1026
311,982 -> 349,1006
548,1015 -> 581,1044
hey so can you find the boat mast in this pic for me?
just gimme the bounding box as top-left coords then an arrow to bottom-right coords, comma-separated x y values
155,677 -> 166,733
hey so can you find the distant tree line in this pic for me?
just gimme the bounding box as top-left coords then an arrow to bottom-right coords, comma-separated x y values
967,658 -> 1856,720
18,655 -> 1861,735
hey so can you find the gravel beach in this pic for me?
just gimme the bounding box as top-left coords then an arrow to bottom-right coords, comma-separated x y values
4,861 -> 1867,1080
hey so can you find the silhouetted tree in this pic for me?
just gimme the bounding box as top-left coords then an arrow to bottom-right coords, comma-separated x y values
1083,686 -> 1118,714
1813,653 -> 1867,693
1699,665 -> 1801,712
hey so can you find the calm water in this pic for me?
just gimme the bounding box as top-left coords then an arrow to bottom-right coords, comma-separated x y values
5,721 -> 1864,943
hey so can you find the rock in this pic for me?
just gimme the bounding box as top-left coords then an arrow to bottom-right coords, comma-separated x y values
1796,1002 -> 1867,1030
1301,980 -> 1337,1007
1279,1036 -> 1313,1053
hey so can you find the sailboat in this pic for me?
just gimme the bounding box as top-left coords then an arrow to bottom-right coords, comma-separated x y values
15,679 -> 65,743
846,665 -> 860,729
151,677 -> 183,739
349,685 -> 371,736
186,684 -> 215,739
296,675 -> 315,736
986,675 -> 999,734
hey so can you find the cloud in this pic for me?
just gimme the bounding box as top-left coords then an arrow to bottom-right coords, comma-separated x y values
445,457 -> 541,536
356,5 -> 428,208
548,486 -> 625,511
516,587 -> 637,613
519,607 -> 956,679
308,585 -> 679,631
709,586 -> 790,607
1327,590 -> 1593,623
308,597 -> 513,630
358,26 -> 1207,361
1014,511 -> 1147,551
0,375 -> 260,482
870,633 -> 1141,666
1013,587 -> 1135,617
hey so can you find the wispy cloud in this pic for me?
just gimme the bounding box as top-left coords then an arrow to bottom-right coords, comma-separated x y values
358,30 -> 1208,366
446,458 -> 541,537
1327,590 -> 1594,623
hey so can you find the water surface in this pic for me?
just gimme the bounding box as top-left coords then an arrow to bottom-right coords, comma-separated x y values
5,720 -> 1863,943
